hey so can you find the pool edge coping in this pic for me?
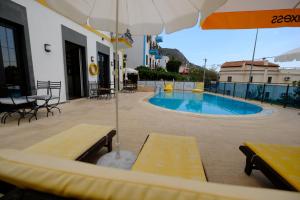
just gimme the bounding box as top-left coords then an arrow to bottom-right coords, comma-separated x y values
140,91 -> 277,119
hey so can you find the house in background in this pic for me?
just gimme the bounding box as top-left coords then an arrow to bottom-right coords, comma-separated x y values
179,65 -> 189,75
0,0 -> 131,102
219,60 -> 300,84
156,56 -> 170,69
125,35 -> 162,69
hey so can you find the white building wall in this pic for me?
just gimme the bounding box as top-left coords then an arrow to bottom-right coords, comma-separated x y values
219,67 -> 300,84
125,35 -> 161,69
12,0 -> 120,102
125,36 -> 144,69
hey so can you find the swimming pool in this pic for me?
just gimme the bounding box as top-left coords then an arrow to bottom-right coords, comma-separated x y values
148,91 -> 262,115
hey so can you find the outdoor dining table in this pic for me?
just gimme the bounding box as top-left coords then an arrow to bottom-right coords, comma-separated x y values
98,87 -> 112,99
123,84 -> 136,93
0,96 -> 36,125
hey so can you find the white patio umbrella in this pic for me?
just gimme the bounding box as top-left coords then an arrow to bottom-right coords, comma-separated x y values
45,0 -> 226,168
275,47 -> 300,62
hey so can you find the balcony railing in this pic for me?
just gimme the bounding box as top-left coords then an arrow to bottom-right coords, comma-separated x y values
156,36 -> 163,43
111,29 -> 134,48
149,49 -> 159,55
155,54 -> 162,59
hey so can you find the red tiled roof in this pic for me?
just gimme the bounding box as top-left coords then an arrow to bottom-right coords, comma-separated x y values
221,60 -> 279,68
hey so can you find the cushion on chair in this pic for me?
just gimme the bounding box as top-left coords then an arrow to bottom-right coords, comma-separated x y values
244,142 -> 300,191
0,97 -> 35,105
0,149 -> 299,200
24,124 -> 112,160
29,95 -> 51,100
132,133 -> 207,181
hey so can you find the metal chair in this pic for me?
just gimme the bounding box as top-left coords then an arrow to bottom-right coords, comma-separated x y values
47,81 -> 62,115
89,81 -> 99,99
29,81 -> 61,121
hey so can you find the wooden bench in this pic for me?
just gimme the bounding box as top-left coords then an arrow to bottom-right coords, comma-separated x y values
24,124 -> 116,161
240,142 -> 300,191
132,133 -> 207,181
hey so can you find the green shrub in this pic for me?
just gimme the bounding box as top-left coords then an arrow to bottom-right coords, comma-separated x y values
166,60 -> 181,73
136,66 -> 187,81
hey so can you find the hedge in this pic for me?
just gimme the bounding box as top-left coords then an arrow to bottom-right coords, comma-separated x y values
136,66 -> 187,81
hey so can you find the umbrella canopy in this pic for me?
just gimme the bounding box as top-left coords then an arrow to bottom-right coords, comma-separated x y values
125,68 -> 138,75
44,0 -> 227,165
201,0 -> 300,29
275,47 -> 300,62
45,0 -> 226,35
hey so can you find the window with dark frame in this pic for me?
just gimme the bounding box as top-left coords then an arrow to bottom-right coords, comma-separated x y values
267,76 -> 272,83
250,76 -> 253,83
227,76 -> 232,82
0,24 -> 22,88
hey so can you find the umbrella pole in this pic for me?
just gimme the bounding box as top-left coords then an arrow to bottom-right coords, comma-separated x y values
98,0 -> 136,169
115,0 -> 120,158
246,28 -> 259,99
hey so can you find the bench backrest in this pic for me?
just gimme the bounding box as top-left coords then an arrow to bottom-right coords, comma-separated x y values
0,149 -> 299,200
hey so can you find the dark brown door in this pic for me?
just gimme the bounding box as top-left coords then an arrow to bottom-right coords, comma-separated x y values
65,41 -> 85,99
98,52 -> 110,88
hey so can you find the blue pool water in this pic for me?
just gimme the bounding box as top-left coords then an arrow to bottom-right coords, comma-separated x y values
149,91 -> 262,115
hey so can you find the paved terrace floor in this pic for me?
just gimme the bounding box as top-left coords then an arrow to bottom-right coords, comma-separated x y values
0,92 -> 299,189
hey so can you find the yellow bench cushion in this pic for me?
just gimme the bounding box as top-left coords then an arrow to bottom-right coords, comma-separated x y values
132,133 -> 207,181
245,142 -> 300,191
0,149 -> 299,200
24,124 -> 112,160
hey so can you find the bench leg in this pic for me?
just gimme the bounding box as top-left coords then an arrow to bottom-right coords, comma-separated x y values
106,130 -> 116,152
107,138 -> 112,152
245,156 -> 253,175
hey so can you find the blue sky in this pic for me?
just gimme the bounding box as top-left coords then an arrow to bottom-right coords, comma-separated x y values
160,26 -> 300,71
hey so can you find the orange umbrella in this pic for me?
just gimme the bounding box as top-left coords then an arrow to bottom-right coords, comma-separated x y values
201,0 -> 300,29
199,0 -> 300,99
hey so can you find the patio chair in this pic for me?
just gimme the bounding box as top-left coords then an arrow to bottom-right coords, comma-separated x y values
239,142 -> 300,191
0,85 -> 36,125
29,81 -> 51,118
29,81 -> 61,120
89,81 -> 99,98
47,81 -> 62,114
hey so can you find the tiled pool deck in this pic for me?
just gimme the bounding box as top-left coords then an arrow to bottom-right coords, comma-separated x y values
0,92 -> 299,189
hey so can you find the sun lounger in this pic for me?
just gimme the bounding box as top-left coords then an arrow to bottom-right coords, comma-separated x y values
192,82 -> 204,93
0,149 -> 299,200
239,142 -> 300,191
24,124 -> 116,160
132,133 -> 207,181
164,83 -> 173,92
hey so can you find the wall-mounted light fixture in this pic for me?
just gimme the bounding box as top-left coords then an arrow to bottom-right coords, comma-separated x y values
44,44 -> 51,52
91,56 -> 94,62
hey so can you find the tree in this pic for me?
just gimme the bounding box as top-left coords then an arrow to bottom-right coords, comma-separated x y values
166,60 -> 181,73
188,66 -> 218,82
